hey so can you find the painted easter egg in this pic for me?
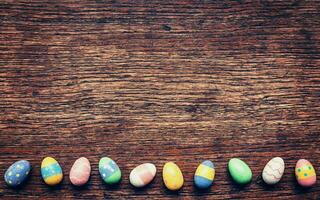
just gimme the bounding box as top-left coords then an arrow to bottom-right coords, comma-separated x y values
162,162 -> 184,191
262,157 -> 285,185
194,160 -> 215,189
295,159 -> 316,187
69,157 -> 91,186
129,163 -> 157,187
41,157 -> 63,186
4,160 -> 31,187
99,157 -> 121,184
228,158 -> 252,185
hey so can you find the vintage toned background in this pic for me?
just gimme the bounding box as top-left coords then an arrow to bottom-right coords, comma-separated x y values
0,0 -> 320,199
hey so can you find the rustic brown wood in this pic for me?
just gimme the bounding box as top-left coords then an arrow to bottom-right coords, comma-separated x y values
0,0 -> 320,199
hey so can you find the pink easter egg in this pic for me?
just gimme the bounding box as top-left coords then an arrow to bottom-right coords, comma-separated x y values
130,163 -> 156,187
295,159 -> 316,187
69,157 -> 91,186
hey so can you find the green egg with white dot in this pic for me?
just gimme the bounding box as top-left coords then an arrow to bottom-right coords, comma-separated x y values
99,157 -> 121,184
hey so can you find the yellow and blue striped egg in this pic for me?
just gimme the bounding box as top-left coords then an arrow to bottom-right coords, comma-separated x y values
194,160 -> 215,189
41,157 -> 63,186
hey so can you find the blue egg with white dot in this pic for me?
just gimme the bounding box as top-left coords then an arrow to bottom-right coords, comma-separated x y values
4,160 -> 31,187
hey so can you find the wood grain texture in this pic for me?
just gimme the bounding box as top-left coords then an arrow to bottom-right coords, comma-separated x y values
0,0 -> 320,199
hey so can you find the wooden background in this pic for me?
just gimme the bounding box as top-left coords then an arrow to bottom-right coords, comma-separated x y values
0,0 -> 320,199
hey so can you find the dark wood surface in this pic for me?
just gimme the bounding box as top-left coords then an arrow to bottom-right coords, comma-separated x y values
0,0 -> 320,199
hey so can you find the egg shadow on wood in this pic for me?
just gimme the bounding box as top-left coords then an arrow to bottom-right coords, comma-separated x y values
192,179 -> 213,195
163,188 -> 181,196
99,177 -> 121,191
227,170 -> 251,190
161,182 -> 181,196
130,177 -> 156,193
71,182 -> 91,191
45,183 -> 63,191
291,172 -> 312,194
256,174 -> 278,191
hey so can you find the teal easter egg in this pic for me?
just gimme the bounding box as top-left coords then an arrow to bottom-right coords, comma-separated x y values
99,157 -> 121,184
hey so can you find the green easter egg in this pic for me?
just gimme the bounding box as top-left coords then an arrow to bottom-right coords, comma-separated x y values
99,157 -> 121,184
228,158 -> 252,185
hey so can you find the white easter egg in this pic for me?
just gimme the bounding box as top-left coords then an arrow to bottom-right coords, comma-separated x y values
262,157 -> 285,185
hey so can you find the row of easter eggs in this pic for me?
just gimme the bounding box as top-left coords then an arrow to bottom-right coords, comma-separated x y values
4,156 -> 317,190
